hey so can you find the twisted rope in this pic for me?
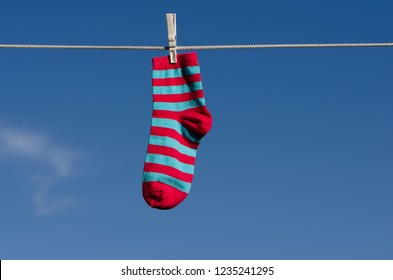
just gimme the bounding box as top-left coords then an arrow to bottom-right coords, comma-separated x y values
177,42 -> 393,50
0,44 -> 165,50
1,42 -> 393,51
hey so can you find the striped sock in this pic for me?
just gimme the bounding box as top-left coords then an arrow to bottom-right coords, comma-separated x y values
142,52 -> 212,209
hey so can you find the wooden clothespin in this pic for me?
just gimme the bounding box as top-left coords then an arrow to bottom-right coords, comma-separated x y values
166,13 -> 177,63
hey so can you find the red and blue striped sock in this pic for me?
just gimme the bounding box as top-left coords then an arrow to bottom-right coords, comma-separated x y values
142,52 -> 212,209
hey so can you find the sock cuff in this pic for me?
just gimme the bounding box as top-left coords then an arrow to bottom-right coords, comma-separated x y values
152,52 -> 199,70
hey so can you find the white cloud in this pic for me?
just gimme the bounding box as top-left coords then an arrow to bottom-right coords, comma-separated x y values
0,127 -> 80,216
32,181 -> 76,216
0,128 -> 78,177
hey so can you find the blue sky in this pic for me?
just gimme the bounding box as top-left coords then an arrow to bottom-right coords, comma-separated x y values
0,0 -> 392,259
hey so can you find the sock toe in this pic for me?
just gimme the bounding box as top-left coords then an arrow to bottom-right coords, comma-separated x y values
143,182 -> 188,210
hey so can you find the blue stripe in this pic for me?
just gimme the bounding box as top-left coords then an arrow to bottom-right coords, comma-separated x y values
149,135 -> 197,157
152,66 -> 200,78
152,118 -> 201,143
153,82 -> 203,94
143,172 -> 191,193
145,154 -> 194,174
153,98 -> 205,112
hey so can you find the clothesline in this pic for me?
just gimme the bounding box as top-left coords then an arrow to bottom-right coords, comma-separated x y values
1,42 -> 393,51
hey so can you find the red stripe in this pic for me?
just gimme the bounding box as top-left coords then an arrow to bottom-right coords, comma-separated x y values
153,90 -> 205,102
147,144 -> 196,165
152,53 -> 199,70
153,106 -> 210,121
152,74 -> 201,86
144,162 -> 193,183
150,126 -> 199,148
